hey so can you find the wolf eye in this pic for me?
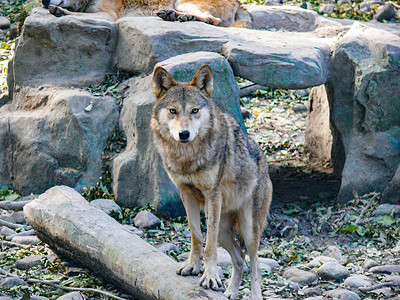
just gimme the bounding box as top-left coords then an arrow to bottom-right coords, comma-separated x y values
191,108 -> 199,114
169,108 -> 177,114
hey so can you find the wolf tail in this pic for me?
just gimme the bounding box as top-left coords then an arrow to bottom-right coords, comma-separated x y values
231,5 -> 252,29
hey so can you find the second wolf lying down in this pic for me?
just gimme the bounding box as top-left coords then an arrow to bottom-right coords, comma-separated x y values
151,65 -> 273,300
42,0 -> 252,27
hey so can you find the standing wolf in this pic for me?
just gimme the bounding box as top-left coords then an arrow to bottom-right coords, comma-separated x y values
41,0 -> 252,27
151,65 -> 273,300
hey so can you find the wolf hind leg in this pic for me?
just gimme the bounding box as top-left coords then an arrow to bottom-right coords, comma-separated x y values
218,212 -> 244,300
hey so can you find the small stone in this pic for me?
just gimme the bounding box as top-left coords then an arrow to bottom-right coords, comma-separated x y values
283,267 -> 318,285
323,245 -> 342,261
306,255 -> 338,268
288,281 -> 300,291
369,265 -> 400,274
8,23 -> 18,40
11,235 -> 41,246
89,199 -> 122,215
344,275 -> 372,288
0,227 -> 17,237
362,258 -> 379,270
374,4 -> 396,21
303,297 -> 323,300
259,258 -> 279,270
327,289 -> 360,300
6,229 -> 36,241
292,104 -> 308,114
359,2 -> 371,12
372,204 -> 400,216
0,92 -> 9,107
317,262 -> 350,282
9,211 -> 26,224
319,3 -> 336,14
15,255 -> 45,270
30,296 -> 49,300
56,292 -> 85,300
177,252 -> 190,261
0,16 -> 10,30
133,211 -> 161,229
382,275 -> 400,285
301,287 -> 323,297
0,277 -> 27,288
154,242 -> 179,254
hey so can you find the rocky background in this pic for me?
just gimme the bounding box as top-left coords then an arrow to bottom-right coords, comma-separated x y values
0,0 -> 399,299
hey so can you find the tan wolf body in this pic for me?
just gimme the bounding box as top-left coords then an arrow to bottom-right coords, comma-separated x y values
41,0 -> 252,27
151,65 -> 272,300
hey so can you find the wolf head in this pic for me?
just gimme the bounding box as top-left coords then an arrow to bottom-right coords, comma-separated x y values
152,65 -> 214,144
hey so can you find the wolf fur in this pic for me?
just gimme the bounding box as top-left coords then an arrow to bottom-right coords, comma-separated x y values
41,0 -> 252,27
151,65 -> 272,300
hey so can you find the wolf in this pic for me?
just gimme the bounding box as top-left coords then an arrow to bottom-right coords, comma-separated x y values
41,0 -> 252,28
151,64 -> 273,300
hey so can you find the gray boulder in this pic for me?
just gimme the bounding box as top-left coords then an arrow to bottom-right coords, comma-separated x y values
317,262 -> 350,282
116,15 -> 331,89
9,8 -> 117,93
283,267 -> 318,285
330,22 -> 400,202
89,199 -> 122,215
112,52 -> 243,217
133,210 -> 161,229
0,87 -> 119,195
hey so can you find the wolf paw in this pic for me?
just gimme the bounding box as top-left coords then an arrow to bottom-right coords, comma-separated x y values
156,10 -> 178,21
200,271 -> 222,290
48,5 -> 69,17
177,260 -> 201,276
177,14 -> 197,22
224,289 -> 238,300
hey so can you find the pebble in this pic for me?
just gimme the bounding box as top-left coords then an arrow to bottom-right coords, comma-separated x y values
292,104 -> 308,114
283,267 -> 318,285
133,211 -> 161,229
6,229 -> 36,241
89,199 -> 122,214
15,254 -> 45,270
0,16 -> 10,30
0,227 -> 17,237
9,211 -> 26,224
301,287 -> 322,297
344,274 -> 372,288
241,108 -> 252,120
323,245 -> 342,261
0,277 -> 27,288
259,258 -> 279,270
374,4 -> 396,21
56,292 -> 85,300
306,255 -> 338,268
317,262 -> 350,282
362,258 -> 379,270
326,288 -> 360,300
369,265 -> 400,274
319,3 -> 336,14
11,235 -> 41,245
30,296 -> 49,300
154,242 -> 179,254
372,204 -> 400,216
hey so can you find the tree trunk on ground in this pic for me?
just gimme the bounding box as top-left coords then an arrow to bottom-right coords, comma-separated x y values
23,186 -> 226,300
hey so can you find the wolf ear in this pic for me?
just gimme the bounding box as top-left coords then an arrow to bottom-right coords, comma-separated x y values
153,66 -> 177,100
190,65 -> 213,98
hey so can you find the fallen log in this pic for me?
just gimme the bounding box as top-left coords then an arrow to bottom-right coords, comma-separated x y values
24,186 -> 227,300
0,200 -> 32,211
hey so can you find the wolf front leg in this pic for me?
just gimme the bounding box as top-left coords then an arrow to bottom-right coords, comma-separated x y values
200,189 -> 223,290
177,185 -> 203,276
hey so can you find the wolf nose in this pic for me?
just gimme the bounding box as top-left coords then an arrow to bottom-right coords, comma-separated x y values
42,0 -> 50,8
179,130 -> 190,141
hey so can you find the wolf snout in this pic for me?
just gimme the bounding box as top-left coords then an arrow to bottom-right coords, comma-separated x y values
179,130 -> 190,143
42,0 -> 51,8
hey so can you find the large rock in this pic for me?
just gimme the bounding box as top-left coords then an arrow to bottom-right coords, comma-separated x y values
116,16 -> 332,89
330,22 -> 400,202
9,8 -> 117,94
113,52 -> 242,217
0,88 -> 119,195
